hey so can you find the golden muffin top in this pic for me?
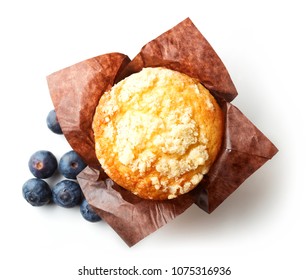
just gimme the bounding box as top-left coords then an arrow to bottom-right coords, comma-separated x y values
92,67 -> 224,200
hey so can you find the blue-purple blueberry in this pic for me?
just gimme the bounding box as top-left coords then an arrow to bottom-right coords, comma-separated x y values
52,180 -> 82,208
80,199 -> 101,222
22,178 -> 52,206
28,150 -> 58,179
59,150 -> 86,179
46,109 -> 63,134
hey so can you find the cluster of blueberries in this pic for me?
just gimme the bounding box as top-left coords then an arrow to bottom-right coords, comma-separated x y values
22,110 -> 101,223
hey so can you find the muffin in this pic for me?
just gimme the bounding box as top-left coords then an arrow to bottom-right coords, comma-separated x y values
92,67 -> 224,200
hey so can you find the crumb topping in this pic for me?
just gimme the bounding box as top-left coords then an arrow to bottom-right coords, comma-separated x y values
104,68 -> 209,178
93,67 -> 223,199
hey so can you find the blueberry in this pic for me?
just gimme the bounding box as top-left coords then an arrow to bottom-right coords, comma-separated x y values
52,180 -> 82,208
80,199 -> 101,222
59,150 -> 86,179
46,109 -> 63,134
22,178 -> 52,206
28,150 -> 58,179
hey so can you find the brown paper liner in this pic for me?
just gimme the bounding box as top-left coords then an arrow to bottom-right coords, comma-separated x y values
77,167 -> 194,247
193,102 -> 279,213
116,18 -> 238,102
47,53 -> 131,168
47,18 -> 278,246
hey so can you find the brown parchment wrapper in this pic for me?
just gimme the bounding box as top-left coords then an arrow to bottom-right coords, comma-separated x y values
77,167 -> 195,247
47,18 -> 278,246
47,52 -> 130,168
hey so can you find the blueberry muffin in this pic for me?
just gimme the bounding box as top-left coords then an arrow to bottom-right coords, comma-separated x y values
92,67 -> 224,200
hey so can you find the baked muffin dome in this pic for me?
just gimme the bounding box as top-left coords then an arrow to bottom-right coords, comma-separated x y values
92,67 -> 224,200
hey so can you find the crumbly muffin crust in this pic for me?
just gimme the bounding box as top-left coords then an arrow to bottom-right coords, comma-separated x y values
92,67 -> 224,200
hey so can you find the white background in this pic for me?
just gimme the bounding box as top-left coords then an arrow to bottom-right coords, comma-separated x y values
1,0 -> 307,279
